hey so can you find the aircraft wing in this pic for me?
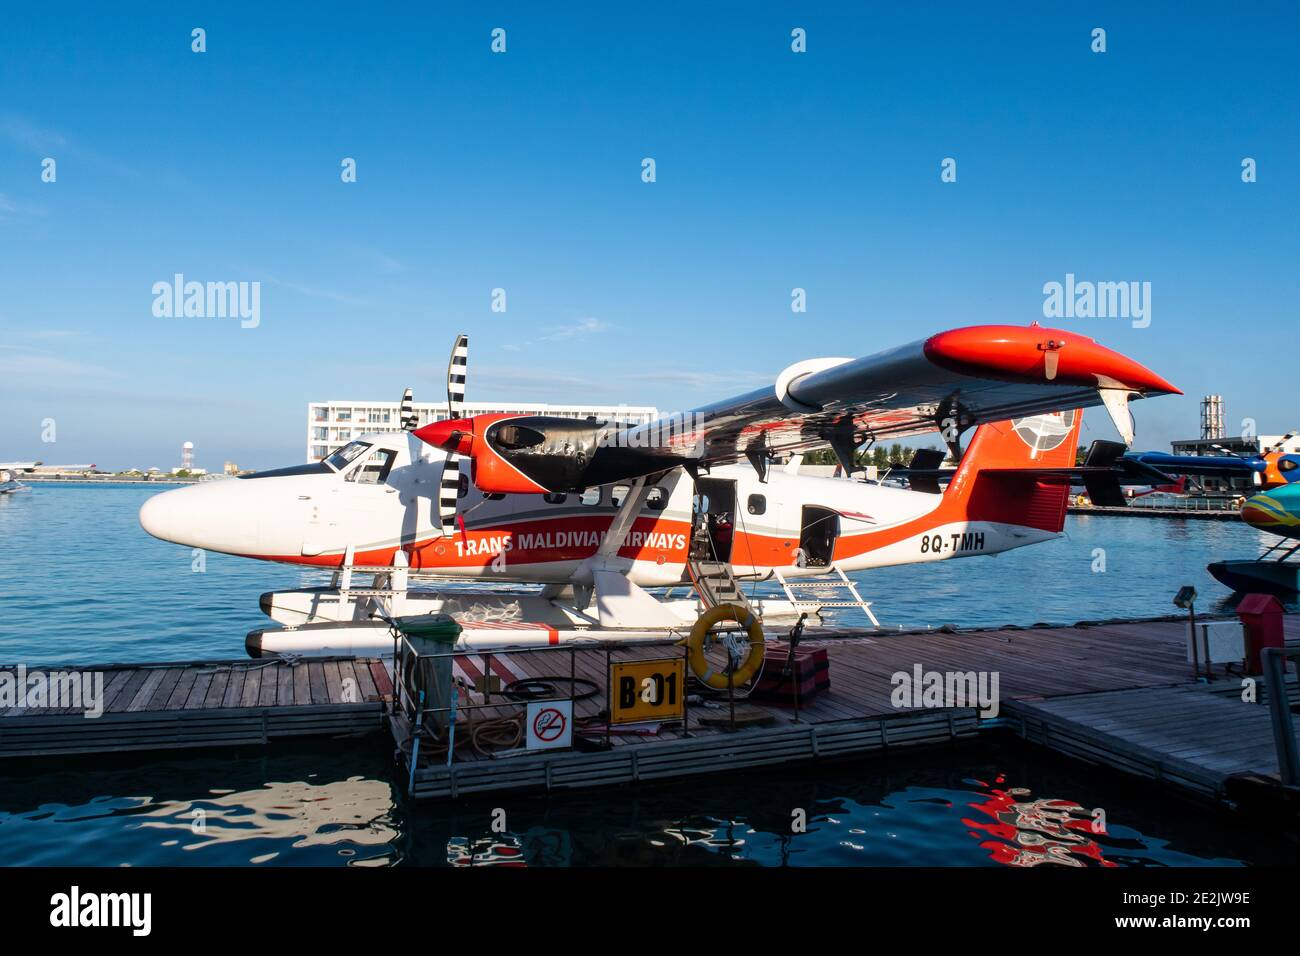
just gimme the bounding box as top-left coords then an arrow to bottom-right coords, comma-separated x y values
1122,451 -> 1263,479
416,324 -> 1180,494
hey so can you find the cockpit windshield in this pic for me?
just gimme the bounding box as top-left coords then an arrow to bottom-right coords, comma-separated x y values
324,441 -> 373,472
346,447 -> 398,484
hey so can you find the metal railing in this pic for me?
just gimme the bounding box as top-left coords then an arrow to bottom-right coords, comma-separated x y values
1127,494 -> 1240,512
390,633 -> 690,781
1260,647 -> 1300,786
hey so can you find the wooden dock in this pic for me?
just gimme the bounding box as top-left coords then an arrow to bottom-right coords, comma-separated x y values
0,657 -> 389,758
4,615 -> 1298,811
395,613 -> 1300,804
1006,682 -> 1300,802
1069,504 -> 1240,521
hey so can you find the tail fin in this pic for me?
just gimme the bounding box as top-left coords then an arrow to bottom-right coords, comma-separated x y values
944,410 -> 1083,533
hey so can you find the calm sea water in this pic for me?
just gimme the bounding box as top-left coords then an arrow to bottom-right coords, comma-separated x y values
0,483 -> 1292,867
0,483 -> 1282,665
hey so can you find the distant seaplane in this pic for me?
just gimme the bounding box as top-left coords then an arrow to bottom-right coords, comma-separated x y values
0,462 -> 40,494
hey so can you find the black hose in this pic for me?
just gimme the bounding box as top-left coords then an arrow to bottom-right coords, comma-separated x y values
501,676 -> 600,702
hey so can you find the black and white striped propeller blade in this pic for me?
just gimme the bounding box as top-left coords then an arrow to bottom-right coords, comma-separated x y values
447,334 -> 467,419
438,455 -> 461,537
399,387 -> 418,430
439,334 -> 468,537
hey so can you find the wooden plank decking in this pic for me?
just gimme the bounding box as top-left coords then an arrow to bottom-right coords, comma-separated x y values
400,613 -> 1300,801
0,657 -> 390,757
1005,684 -> 1300,801
4,615 -> 1298,809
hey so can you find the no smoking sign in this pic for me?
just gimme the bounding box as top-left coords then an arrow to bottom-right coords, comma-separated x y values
525,699 -> 573,751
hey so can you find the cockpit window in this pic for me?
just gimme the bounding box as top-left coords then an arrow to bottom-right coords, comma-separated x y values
325,441 -> 372,472
347,448 -> 397,484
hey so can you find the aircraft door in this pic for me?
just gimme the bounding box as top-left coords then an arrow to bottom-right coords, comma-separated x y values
799,506 -> 839,568
690,478 -> 737,562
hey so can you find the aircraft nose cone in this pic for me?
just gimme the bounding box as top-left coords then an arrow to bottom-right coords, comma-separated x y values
139,489 -> 181,542
414,417 -> 473,453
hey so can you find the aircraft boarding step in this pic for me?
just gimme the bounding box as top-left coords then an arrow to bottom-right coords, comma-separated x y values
330,547 -> 413,601
687,558 -> 754,614
773,566 -> 880,627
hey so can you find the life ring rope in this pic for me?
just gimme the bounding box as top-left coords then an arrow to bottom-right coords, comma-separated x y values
682,603 -> 765,689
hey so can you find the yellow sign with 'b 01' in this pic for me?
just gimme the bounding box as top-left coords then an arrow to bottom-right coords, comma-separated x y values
609,658 -> 686,725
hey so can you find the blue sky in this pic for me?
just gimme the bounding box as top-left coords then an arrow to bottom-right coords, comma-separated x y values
1,2 -> 1296,470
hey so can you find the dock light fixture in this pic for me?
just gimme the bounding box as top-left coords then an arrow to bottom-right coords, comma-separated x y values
1173,585 -> 1200,679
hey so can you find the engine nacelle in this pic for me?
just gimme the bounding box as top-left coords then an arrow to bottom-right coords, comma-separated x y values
415,414 -> 609,494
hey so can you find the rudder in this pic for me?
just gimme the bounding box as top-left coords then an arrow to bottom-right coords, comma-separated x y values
944,410 -> 1082,533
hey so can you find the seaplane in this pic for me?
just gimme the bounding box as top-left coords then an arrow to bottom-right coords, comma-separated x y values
0,462 -> 40,495
138,324 -> 1179,657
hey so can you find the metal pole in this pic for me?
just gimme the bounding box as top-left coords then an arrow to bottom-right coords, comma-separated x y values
407,689 -> 425,794
1263,648 -> 1299,786
605,646 -> 612,751
1187,604 -> 1200,680
681,643 -> 690,736
483,652 -> 492,705
727,657 -> 736,731
391,626 -> 401,718
445,683 -> 459,768
793,647 -> 801,724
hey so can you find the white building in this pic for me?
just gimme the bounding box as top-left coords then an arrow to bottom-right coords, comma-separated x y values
307,400 -> 660,462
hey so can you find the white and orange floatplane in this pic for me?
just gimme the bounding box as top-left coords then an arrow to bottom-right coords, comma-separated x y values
138,325 -> 1179,656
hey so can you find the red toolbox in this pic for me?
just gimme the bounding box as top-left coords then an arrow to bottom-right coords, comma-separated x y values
751,642 -> 829,704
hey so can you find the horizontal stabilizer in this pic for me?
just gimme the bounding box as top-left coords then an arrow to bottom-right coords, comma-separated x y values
905,448 -> 947,494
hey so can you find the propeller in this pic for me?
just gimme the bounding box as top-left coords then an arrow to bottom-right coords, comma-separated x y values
413,331 -> 605,495
399,387 -> 418,430
447,334 -> 467,419
1265,432 -> 1295,454
1210,443 -> 1249,460
437,335 -> 468,537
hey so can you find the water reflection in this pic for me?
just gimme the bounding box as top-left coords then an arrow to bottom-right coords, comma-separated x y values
963,778 -> 1114,867
0,736 -> 1292,867
132,776 -> 399,865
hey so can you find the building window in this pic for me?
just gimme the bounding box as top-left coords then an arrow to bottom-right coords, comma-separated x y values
747,494 -> 766,515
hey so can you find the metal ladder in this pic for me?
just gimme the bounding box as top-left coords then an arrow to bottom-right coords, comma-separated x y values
773,565 -> 880,627
687,557 -> 753,613
330,545 -> 410,609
